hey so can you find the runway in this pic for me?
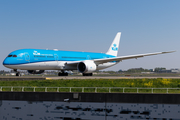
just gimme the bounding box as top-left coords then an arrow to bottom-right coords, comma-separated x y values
0,76 -> 46,81
46,76 -> 180,80
1,76 -> 180,81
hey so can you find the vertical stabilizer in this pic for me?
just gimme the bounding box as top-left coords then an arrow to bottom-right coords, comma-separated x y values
106,32 -> 121,56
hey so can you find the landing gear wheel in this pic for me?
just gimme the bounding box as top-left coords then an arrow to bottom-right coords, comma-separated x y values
83,73 -> 93,76
64,73 -> 68,76
16,72 -> 21,76
58,72 -> 68,76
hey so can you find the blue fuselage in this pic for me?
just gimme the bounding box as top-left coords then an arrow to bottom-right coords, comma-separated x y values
3,49 -> 116,70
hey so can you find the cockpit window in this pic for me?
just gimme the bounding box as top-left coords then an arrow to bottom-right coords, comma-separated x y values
13,55 -> 17,57
8,55 -> 12,57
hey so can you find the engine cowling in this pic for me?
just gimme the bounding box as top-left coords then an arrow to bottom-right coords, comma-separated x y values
77,61 -> 97,73
27,70 -> 45,74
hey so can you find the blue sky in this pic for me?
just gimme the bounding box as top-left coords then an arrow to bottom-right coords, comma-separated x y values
0,0 -> 179,71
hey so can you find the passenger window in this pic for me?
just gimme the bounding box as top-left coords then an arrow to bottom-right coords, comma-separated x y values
13,55 -> 17,57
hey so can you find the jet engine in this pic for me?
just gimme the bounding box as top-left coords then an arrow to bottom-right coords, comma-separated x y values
27,70 -> 45,74
77,61 -> 97,73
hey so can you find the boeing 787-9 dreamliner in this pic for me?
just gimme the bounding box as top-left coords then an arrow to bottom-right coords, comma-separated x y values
3,32 -> 175,76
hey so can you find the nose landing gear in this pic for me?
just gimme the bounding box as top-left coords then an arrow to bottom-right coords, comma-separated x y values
16,72 -> 21,76
14,69 -> 21,76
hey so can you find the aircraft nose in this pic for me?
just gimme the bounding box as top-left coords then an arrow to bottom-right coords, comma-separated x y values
3,58 -> 10,65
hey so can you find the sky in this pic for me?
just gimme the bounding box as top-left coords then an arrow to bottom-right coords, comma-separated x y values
0,0 -> 180,71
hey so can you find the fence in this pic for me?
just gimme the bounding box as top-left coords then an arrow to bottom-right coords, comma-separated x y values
0,86 -> 180,94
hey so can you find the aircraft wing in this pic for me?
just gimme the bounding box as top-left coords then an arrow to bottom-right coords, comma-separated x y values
66,51 -> 175,66
93,51 -> 175,64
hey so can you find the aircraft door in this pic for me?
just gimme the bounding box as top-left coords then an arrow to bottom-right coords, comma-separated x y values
24,53 -> 30,62
87,55 -> 91,60
54,54 -> 58,61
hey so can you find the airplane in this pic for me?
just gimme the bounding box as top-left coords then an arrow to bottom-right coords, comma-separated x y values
3,32 -> 175,76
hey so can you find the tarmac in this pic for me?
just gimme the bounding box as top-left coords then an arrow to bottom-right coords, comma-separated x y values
1,76 -> 180,80
0,76 -> 46,81
46,76 -> 180,80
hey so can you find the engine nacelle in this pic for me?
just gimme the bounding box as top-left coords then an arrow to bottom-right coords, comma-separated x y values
27,70 -> 45,74
77,61 -> 97,73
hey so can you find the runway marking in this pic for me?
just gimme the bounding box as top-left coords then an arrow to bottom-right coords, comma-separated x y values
45,76 -> 180,80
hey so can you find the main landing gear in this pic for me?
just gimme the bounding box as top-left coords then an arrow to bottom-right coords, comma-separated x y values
83,73 -> 93,76
58,71 -> 68,76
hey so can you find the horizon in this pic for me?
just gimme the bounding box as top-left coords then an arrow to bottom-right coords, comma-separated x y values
1,67 -> 179,72
0,0 -> 179,71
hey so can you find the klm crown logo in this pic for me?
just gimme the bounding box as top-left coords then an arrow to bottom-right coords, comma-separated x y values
112,44 -> 118,51
33,51 -> 40,55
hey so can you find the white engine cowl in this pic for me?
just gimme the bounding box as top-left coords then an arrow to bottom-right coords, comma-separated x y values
77,61 -> 97,73
27,70 -> 45,74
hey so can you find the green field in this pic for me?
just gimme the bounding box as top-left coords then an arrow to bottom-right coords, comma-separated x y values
0,78 -> 180,93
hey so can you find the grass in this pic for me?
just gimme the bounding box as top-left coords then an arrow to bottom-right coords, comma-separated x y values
0,78 -> 180,93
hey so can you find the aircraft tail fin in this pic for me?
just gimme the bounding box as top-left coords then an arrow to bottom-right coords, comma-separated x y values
106,32 -> 121,57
